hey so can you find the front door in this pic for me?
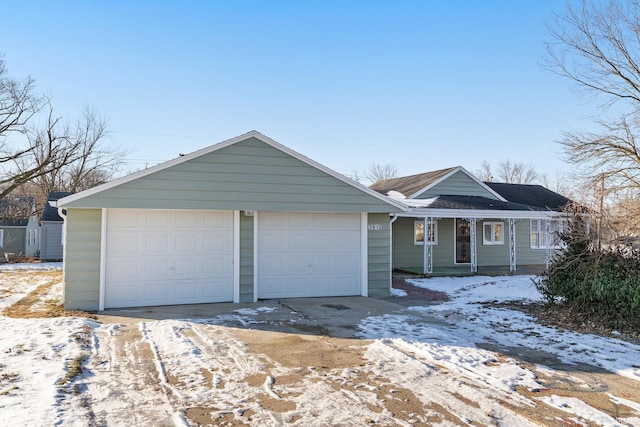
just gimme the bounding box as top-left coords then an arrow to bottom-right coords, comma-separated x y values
456,218 -> 471,263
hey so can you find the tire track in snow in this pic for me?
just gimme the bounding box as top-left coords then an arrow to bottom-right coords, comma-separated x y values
79,322 -> 188,426
365,339 -> 541,426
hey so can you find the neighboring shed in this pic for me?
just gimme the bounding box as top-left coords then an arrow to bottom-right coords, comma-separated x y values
0,197 -> 38,259
40,192 -> 73,261
56,131 -> 405,311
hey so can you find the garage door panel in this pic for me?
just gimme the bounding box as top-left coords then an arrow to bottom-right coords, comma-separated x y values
146,234 -> 170,253
258,212 -> 361,299
145,258 -> 170,278
336,231 -> 360,250
176,282 -> 197,300
105,209 -> 234,308
175,211 -> 197,227
111,234 -> 139,254
145,282 -> 170,303
311,232 -> 332,250
143,211 -> 168,227
175,257 -> 197,275
175,234 -> 197,252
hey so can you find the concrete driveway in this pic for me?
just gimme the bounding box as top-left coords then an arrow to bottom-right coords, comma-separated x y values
98,296 -> 430,337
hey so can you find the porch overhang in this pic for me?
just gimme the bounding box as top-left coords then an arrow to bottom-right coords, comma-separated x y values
394,208 -> 564,219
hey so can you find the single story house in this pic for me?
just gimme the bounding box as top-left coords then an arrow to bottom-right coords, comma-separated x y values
39,191 -> 73,261
56,131 -> 405,311
0,196 -> 39,259
370,166 -> 572,275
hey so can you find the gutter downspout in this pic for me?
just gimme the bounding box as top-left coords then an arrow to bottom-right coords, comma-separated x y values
55,203 -> 67,306
389,214 -> 398,293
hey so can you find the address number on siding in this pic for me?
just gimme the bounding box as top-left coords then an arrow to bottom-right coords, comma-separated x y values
368,224 -> 383,231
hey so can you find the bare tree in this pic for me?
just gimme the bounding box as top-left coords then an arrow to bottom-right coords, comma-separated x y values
477,160 -> 538,184
544,0 -> 640,197
363,163 -> 398,184
476,160 -> 494,181
0,58 -> 126,214
544,0 -> 640,110
540,170 -> 574,197
0,58 -> 43,139
16,105 -> 126,211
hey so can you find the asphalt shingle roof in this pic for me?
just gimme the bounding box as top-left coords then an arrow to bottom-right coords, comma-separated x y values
369,166 -> 458,197
484,182 -> 572,212
41,192 -> 73,222
424,195 -> 546,211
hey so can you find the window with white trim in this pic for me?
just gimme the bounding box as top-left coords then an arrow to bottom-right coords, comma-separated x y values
483,221 -> 504,245
414,220 -> 437,245
530,219 -> 562,249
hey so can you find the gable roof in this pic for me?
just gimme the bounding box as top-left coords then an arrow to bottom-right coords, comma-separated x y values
369,167 -> 458,197
484,182 -> 572,212
57,131 -> 406,212
41,192 -> 74,222
370,166 -> 507,201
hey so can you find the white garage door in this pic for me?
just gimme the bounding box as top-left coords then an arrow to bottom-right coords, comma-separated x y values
105,209 -> 234,308
258,212 -> 362,299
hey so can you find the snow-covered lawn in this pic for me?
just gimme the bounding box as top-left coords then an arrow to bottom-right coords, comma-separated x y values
0,266 -> 639,426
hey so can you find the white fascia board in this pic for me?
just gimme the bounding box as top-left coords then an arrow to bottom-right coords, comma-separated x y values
56,130 -> 407,212
396,209 -> 564,219
410,166 -> 508,202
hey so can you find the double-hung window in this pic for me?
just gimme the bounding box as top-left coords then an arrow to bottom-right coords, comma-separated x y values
483,221 -> 504,245
530,219 -> 562,249
414,220 -> 437,245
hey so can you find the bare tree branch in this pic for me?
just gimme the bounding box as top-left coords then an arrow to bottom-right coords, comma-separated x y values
364,163 -> 398,184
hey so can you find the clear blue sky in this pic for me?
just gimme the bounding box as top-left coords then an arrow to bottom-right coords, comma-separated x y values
2,0 -> 601,182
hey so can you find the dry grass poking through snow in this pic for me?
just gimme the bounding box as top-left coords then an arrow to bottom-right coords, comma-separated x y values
1,270 -> 95,319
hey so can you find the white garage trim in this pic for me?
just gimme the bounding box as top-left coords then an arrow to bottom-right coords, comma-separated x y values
253,211 -> 259,303
103,209 -> 235,308
233,210 -> 240,303
99,208 -> 107,311
256,212 -> 362,299
361,212 -> 368,297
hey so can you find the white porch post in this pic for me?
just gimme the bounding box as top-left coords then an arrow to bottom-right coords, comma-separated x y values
422,217 -> 428,274
508,218 -> 517,272
470,217 -> 477,273
544,219 -> 551,269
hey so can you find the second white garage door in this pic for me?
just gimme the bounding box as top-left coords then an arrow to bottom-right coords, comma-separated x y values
104,209 -> 234,308
257,212 -> 362,299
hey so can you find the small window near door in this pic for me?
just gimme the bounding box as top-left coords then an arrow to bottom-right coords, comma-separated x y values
414,220 -> 437,245
483,222 -> 504,245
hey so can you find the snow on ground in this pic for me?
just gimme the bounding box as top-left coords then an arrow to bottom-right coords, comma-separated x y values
359,275 -> 640,426
1,268 -> 640,426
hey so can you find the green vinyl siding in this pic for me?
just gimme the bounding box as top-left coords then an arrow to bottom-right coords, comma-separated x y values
476,220 -> 510,266
514,220 -> 549,265
61,137 -> 400,214
63,208 -> 102,311
239,212 -> 254,302
392,217 -> 422,271
392,217 -> 550,272
367,213 -> 391,297
432,219 -> 455,267
416,170 -> 500,200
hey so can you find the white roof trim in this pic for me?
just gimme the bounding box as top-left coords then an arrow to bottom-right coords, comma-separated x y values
56,130 -> 407,211
410,166 -> 508,202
